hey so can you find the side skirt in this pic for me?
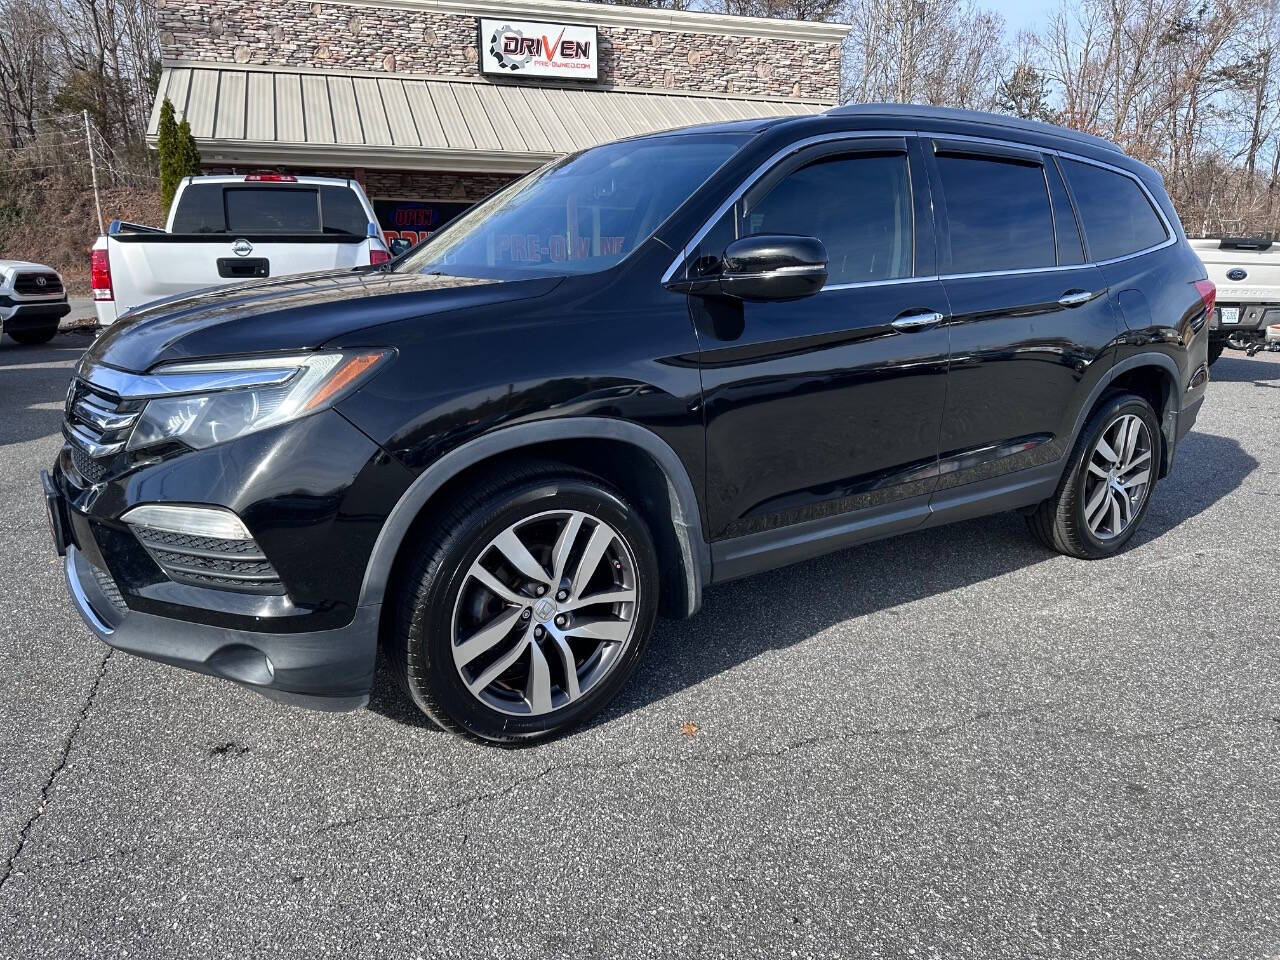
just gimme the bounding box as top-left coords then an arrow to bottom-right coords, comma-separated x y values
709,461 -> 1063,584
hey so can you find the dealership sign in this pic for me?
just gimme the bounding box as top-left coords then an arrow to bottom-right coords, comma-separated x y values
479,18 -> 599,80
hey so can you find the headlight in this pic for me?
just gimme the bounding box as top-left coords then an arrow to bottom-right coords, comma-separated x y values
125,351 -> 389,452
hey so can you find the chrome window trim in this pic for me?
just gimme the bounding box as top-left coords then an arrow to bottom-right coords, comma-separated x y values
661,127 -> 1178,291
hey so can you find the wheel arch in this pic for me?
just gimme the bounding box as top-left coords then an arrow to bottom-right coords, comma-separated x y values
358,418 -> 710,620
1072,352 -> 1182,477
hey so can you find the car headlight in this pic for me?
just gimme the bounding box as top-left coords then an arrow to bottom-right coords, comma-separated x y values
125,351 -> 389,452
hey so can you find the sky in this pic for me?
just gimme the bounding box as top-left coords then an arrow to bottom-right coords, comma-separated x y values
983,0 -> 1055,37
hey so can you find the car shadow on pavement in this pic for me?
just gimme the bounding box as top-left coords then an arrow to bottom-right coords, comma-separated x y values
1209,353 -> 1280,383
367,430 -> 1258,738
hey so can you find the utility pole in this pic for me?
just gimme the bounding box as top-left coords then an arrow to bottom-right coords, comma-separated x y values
84,110 -> 104,235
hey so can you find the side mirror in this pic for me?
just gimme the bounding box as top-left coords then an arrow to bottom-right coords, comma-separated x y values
388,237 -> 413,256
717,234 -> 827,301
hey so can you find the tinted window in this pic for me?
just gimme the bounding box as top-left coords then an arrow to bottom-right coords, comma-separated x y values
169,183 -> 227,233
319,185 -> 370,235
936,154 -> 1056,273
742,153 -> 912,285
224,188 -> 320,233
1061,159 -> 1168,261
1046,159 -> 1084,266
398,133 -> 748,280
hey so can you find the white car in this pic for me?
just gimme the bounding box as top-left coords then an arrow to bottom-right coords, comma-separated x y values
91,174 -> 399,326
0,260 -> 70,345
1189,236 -> 1280,362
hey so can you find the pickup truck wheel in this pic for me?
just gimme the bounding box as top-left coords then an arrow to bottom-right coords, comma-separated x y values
1207,340 -> 1225,365
1027,393 -> 1160,559
7,325 -> 58,345
389,464 -> 659,744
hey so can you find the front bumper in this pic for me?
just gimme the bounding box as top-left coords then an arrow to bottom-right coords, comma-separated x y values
0,298 -> 71,329
45,403 -> 415,710
63,541 -> 378,711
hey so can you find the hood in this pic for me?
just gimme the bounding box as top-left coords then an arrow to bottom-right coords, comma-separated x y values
86,268 -> 562,372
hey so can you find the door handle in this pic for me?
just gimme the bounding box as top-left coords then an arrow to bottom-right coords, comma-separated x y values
1058,289 -> 1095,308
891,309 -> 945,332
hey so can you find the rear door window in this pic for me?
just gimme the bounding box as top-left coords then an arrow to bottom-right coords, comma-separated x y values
741,152 -> 913,285
934,152 -> 1056,274
1060,159 -> 1168,261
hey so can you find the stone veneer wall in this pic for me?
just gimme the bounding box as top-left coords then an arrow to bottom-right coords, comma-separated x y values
158,0 -> 842,100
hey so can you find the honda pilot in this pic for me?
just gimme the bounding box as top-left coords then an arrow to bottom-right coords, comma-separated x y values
44,105 -> 1213,743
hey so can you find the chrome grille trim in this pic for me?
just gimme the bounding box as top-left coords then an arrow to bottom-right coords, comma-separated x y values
63,421 -> 125,457
72,394 -> 138,432
78,357 -> 299,399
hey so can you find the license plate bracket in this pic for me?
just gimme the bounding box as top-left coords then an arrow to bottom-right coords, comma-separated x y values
1220,306 -> 1240,325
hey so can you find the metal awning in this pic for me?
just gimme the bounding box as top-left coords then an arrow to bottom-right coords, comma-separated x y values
149,62 -> 829,173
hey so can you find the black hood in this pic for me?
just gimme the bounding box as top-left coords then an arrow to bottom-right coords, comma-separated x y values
86,268 -> 563,372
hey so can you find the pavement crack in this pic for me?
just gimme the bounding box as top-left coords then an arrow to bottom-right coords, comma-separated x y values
0,649 -> 112,895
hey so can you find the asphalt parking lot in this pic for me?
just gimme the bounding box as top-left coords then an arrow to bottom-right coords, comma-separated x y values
1,332 -> 1277,959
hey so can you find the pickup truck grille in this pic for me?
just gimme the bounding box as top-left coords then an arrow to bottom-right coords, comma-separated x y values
62,380 -> 144,481
14,271 -> 63,296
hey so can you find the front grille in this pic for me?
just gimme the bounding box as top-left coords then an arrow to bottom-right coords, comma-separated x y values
70,446 -> 108,484
63,379 -> 144,483
89,563 -> 127,614
14,271 -> 63,296
132,526 -> 284,594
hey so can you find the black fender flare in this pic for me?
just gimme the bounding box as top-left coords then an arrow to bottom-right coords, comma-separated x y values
1069,351 -> 1183,474
357,417 -> 710,618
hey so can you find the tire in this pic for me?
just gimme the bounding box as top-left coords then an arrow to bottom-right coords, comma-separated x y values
1027,393 -> 1161,559
7,324 -> 58,345
1207,339 -> 1225,365
388,462 -> 660,744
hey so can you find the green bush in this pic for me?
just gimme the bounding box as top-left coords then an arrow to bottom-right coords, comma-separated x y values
157,98 -> 201,212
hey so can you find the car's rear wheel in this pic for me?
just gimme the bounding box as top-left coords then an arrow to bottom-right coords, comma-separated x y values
389,463 -> 659,743
7,324 -> 58,345
1207,339 -> 1225,365
1028,393 -> 1160,559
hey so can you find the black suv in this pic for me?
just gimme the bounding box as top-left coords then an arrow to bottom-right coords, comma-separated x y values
45,105 -> 1212,742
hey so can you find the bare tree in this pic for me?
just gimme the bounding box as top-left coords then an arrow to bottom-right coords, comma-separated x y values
842,0 -> 1008,109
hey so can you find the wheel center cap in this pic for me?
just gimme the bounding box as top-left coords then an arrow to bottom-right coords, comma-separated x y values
533,597 -> 557,622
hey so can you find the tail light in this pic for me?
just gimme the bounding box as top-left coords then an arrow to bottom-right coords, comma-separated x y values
90,248 -> 113,301
369,248 -> 391,266
244,173 -> 297,182
1194,279 -> 1216,316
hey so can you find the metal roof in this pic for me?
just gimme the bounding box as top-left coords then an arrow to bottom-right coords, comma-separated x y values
149,63 -> 826,173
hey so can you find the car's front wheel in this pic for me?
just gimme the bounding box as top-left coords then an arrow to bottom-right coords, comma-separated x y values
389,464 -> 659,743
1028,393 -> 1160,559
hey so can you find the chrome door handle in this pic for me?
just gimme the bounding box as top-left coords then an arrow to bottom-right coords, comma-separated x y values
891,310 -> 945,332
1058,289 -> 1095,308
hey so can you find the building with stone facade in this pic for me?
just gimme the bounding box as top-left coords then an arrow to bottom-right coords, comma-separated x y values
147,0 -> 848,241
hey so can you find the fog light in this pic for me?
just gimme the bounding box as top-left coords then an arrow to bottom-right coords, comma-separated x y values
121,504 -> 252,540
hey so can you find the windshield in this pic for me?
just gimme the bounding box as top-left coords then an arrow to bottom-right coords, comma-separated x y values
395,133 -> 750,280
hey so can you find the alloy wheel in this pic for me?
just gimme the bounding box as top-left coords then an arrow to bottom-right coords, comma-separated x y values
450,509 -> 639,717
1083,413 -> 1153,541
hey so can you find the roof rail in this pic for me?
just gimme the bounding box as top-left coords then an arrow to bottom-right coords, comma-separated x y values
825,103 -> 1124,155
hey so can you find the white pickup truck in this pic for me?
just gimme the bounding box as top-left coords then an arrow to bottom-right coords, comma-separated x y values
91,174 -> 403,326
1189,236 -> 1280,362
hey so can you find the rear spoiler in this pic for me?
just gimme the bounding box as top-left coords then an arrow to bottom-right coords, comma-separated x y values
1218,236 -> 1274,250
